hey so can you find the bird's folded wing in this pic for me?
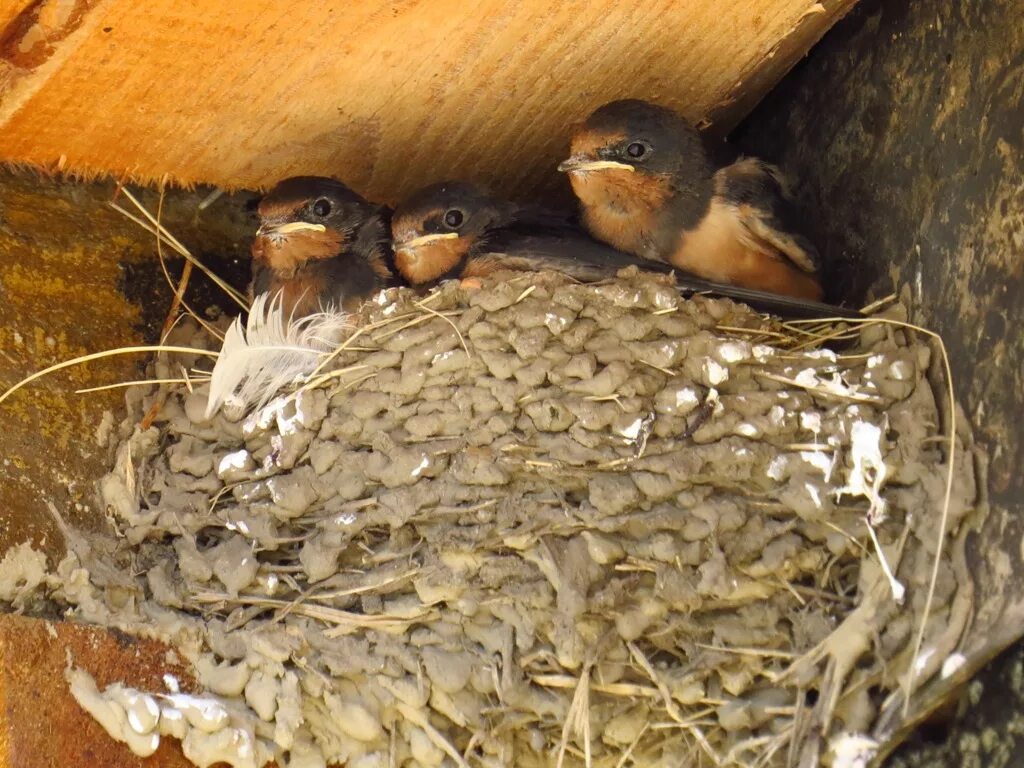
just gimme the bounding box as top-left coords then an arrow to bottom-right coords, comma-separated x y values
718,159 -> 822,274
479,227 -> 670,282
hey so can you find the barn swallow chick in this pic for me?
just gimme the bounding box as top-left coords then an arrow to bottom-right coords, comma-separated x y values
559,99 -> 825,301
391,181 -> 655,287
251,176 -> 393,317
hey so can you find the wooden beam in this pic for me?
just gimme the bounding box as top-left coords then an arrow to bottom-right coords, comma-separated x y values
0,0 -> 856,200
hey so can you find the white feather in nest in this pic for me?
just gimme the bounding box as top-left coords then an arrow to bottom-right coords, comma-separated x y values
205,292 -> 350,419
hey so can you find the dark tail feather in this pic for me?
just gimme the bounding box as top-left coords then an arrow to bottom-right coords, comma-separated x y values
674,274 -> 864,319
483,221 -> 862,319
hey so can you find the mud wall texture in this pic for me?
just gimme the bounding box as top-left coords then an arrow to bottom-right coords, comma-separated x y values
733,0 -> 1023,762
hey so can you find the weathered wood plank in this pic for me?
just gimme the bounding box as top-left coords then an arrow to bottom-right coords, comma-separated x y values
0,0 -> 856,199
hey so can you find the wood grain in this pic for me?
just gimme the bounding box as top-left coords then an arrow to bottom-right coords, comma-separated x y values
0,0 -> 856,201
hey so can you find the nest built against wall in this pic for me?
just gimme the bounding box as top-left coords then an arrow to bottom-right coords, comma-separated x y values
2,270 -> 977,768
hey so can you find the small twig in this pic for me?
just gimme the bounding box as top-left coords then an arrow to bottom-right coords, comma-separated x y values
693,643 -> 797,660
514,285 -> 537,303
864,517 -> 905,603
114,186 -> 249,310
0,345 -> 216,406
413,299 -> 470,359
75,377 -> 203,394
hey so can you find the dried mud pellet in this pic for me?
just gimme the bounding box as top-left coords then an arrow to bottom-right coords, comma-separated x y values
403,413 -> 446,438
719,664 -> 756,697
306,441 -> 340,476
513,359 -> 548,387
403,333 -> 459,371
449,450 -> 510,486
168,437 -> 215,478
603,705 -> 648,746
196,657 -> 251,697
588,474 -> 642,516
568,360 -> 630,397
524,399 -> 574,432
355,349 -> 405,378
631,471 -> 682,501
244,670 -> 280,721
267,467 -> 318,518
428,348 -> 471,375
146,559 -> 185,608
464,320 -> 500,343
468,286 -> 519,312
581,532 -> 625,564
668,674 -> 706,706
509,327 -> 549,359
273,430 -> 316,470
342,391 -> 387,420
650,312 -> 701,337
385,323 -> 443,354
477,350 -> 518,380
376,367 -> 425,396
614,596 -> 667,641
183,389 -> 214,425
325,695 -> 383,743
717,700 -> 754,732
216,449 -> 256,482
174,536 -> 213,582
407,725 -> 445,767
655,567 -> 701,612
610,313 -> 655,341
299,535 -> 342,583
421,647 -> 473,694
509,299 -> 552,330
556,317 -> 597,353
211,535 -> 257,594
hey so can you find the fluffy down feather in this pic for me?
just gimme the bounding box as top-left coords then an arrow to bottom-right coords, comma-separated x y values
204,292 -> 349,418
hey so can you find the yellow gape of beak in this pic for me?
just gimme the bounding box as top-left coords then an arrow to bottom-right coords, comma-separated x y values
557,157 -> 636,173
397,232 -> 459,250
257,221 -> 328,236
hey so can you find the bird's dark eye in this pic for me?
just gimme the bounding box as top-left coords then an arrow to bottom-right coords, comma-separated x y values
626,142 -> 648,159
443,209 -> 464,228
312,198 -> 332,217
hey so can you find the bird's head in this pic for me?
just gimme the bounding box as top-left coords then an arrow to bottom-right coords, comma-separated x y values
558,99 -> 714,213
391,181 -> 511,285
253,176 -> 385,276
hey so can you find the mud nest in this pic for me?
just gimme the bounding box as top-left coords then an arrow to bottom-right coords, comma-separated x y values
5,270 -> 979,768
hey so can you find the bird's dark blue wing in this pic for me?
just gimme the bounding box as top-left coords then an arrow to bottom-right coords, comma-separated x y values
718,159 -> 822,274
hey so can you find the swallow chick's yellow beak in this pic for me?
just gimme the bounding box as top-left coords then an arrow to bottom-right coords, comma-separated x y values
557,157 -> 636,173
393,231 -> 460,251
255,220 -> 328,237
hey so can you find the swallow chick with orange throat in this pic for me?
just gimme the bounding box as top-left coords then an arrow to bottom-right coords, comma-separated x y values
251,176 -> 393,318
390,181 -> 662,288
559,99 -> 826,301
392,180 -> 860,319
